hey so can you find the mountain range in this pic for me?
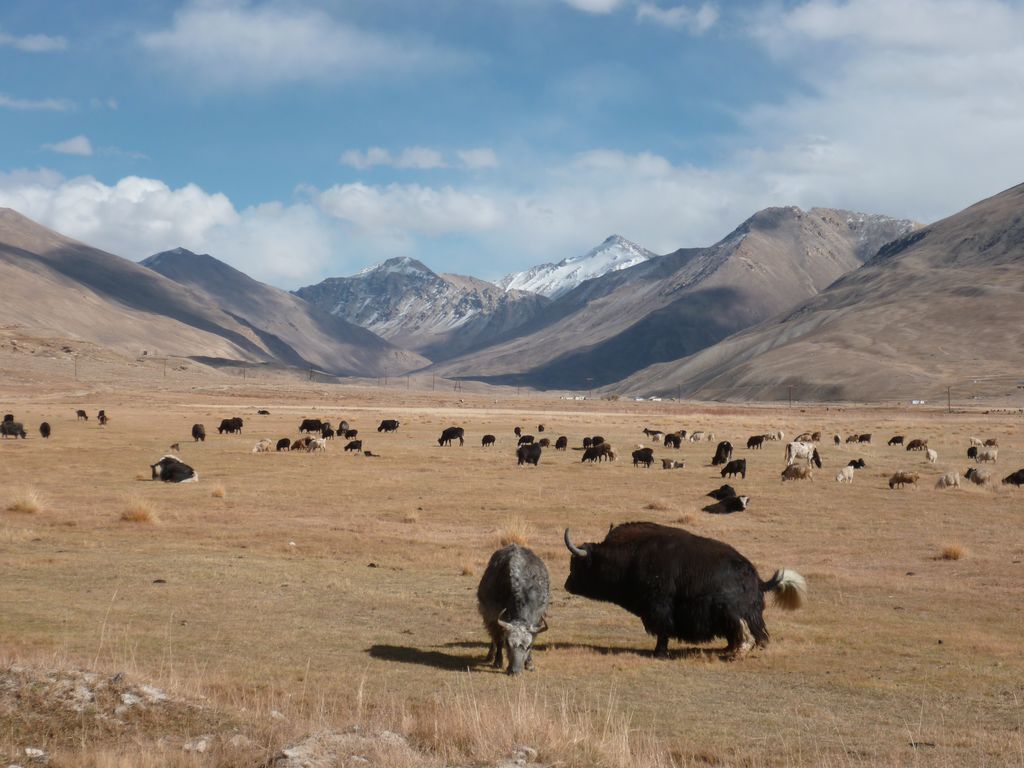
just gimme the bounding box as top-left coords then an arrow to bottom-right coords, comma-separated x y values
428,207 -> 916,389
4,183 -> 1020,402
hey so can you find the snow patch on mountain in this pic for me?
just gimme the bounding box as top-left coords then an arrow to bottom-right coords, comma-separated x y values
499,235 -> 656,298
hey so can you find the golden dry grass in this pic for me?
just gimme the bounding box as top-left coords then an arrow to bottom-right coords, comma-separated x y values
210,484 -> 226,499
2,370 -> 1023,767
5,488 -> 43,514
119,495 -> 157,523
940,543 -> 967,561
496,515 -> 534,547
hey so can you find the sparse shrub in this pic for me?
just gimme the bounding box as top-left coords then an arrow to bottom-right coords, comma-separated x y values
6,489 -> 43,514
497,515 -> 533,547
402,510 -> 420,524
645,499 -> 671,511
676,513 -> 696,525
940,544 -> 966,561
461,563 -> 476,577
211,485 -> 226,499
121,496 -> 157,524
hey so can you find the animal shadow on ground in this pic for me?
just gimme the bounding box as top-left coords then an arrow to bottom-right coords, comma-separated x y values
548,642 -> 725,661
367,644 -> 480,671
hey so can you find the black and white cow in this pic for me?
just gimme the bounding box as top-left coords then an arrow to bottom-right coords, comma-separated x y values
150,455 -> 197,483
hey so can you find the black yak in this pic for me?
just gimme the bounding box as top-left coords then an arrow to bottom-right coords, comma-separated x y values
563,523 -> 805,658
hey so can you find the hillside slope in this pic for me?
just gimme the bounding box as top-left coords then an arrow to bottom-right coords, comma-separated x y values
0,209 -> 422,376
143,248 -> 426,375
615,183 -> 1024,401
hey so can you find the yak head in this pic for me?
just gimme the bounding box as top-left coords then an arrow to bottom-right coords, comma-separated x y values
563,528 -> 615,600
497,610 -> 547,675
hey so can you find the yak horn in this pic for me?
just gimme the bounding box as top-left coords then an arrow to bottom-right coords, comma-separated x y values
564,529 -> 588,557
497,608 -> 513,631
531,617 -> 549,634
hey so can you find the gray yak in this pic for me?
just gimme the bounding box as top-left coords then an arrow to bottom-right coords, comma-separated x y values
477,545 -> 550,675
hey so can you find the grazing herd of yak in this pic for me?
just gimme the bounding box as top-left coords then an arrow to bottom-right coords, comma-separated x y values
3,407 -> 1022,674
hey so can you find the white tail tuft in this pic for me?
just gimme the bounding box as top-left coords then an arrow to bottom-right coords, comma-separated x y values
771,569 -> 807,611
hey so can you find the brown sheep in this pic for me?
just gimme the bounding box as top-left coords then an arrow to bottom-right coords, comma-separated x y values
781,465 -> 814,482
888,471 -> 919,489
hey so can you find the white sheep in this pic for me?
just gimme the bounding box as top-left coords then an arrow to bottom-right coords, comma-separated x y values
926,448 -> 938,463
977,448 -> 999,463
935,472 -> 961,489
835,466 -> 854,483
252,438 -> 273,453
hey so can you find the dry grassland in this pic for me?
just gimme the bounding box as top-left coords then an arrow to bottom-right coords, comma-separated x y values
1,371 -> 1023,766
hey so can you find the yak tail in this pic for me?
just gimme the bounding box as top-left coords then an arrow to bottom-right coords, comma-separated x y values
761,569 -> 806,611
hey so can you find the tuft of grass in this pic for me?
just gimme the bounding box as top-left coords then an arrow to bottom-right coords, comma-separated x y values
940,544 -> 966,561
644,499 -> 671,511
676,513 -> 696,525
460,562 -> 476,577
6,489 -> 44,514
402,509 -> 420,524
211,484 -> 226,499
496,515 -> 533,547
121,496 -> 157,524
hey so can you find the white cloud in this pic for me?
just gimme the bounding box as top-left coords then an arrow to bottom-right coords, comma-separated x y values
735,0 -> 1024,223
751,0 -> 1018,52
90,97 -> 119,110
0,171 -> 340,286
457,148 -> 500,169
140,0 -> 462,90
317,182 -> 504,237
636,2 -> 718,32
340,146 -> 495,170
340,146 -> 446,170
42,136 -> 93,157
395,147 -> 447,170
561,0 -> 626,12
0,93 -> 74,111
0,28 -> 67,52
340,147 -> 394,170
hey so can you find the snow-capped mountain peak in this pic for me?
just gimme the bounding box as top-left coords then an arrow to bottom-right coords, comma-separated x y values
499,235 -> 656,298
355,256 -> 435,278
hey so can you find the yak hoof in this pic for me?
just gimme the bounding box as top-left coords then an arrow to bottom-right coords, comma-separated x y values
653,637 -> 670,659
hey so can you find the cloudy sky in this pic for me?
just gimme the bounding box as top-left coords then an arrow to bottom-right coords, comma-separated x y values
2,0 -> 1023,287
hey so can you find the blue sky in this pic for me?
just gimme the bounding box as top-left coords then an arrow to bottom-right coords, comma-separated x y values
3,0 -> 1024,287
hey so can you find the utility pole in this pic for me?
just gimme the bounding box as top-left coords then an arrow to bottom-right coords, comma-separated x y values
163,358 -> 167,378
788,385 -> 793,408
384,367 -> 388,386
308,367 -> 313,382
432,373 -> 435,391
74,356 -> 78,381
586,377 -> 593,400
406,374 -> 410,389
947,386 -> 951,414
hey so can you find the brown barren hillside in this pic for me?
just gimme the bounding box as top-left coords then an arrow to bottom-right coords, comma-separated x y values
616,183 -> 1024,402
432,207 -> 915,390
0,209 -> 424,376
